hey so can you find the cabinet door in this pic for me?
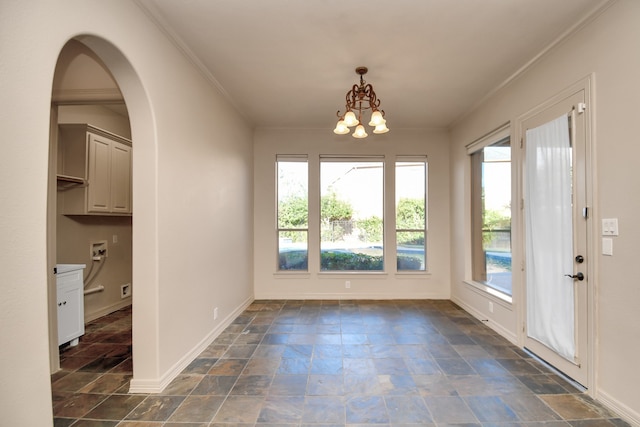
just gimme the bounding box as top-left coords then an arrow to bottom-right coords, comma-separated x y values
110,142 -> 132,213
57,282 -> 85,346
87,133 -> 112,213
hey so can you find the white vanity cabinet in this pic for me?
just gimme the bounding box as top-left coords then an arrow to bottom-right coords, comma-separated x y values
57,124 -> 132,215
56,264 -> 86,346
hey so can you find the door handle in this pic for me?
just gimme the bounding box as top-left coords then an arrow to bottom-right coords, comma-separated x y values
565,272 -> 584,281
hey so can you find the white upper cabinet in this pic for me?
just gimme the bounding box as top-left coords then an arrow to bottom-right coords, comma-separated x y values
109,141 -> 132,213
58,124 -> 132,215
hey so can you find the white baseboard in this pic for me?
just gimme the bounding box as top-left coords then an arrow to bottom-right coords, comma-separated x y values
128,296 -> 254,394
254,292 -> 449,300
451,295 -> 518,345
126,377 -> 166,394
84,299 -> 131,323
597,389 -> 640,427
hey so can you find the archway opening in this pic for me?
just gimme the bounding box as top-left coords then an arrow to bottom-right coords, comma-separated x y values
48,35 -> 158,397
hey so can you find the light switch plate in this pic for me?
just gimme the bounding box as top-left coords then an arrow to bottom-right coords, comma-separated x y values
602,238 -> 613,256
602,218 -> 619,236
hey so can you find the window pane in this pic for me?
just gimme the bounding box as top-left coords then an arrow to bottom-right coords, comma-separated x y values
277,158 -> 308,271
320,160 -> 383,271
277,160 -> 308,229
397,231 -> 425,270
396,161 -> 426,271
471,140 -> 512,295
278,230 -> 308,270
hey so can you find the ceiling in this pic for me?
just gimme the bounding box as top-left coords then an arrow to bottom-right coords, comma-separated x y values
138,0 -> 607,131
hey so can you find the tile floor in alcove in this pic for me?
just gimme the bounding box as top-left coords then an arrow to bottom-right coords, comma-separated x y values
52,300 -> 629,426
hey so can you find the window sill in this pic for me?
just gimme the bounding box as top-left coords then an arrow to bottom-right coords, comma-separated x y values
272,271 -> 431,280
463,280 -> 513,305
318,272 -> 389,279
395,271 -> 431,278
273,271 -> 311,279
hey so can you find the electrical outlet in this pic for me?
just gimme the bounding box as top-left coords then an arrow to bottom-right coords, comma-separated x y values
489,301 -> 494,313
345,281 -> 351,289
120,283 -> 131,299
214,307 -> 219,320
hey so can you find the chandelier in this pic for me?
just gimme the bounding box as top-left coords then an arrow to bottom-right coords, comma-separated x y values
334,66 -> 389,138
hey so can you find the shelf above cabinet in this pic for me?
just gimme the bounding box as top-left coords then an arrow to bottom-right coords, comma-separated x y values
56,174 -> 87,191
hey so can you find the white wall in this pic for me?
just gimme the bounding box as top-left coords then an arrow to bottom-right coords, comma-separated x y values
58,105 -> 132,138
0,1 -> 253,425
449,1 -> 640,423
254,128 -> 451,299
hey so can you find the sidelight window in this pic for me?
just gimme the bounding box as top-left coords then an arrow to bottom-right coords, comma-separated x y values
470,135 -> 512,295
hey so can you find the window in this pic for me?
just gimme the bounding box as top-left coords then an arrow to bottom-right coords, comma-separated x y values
275,154 -> 429,274
277,156 -> 308,271
320,157 -> 384,271
470,134 -> 512,295
396,158 -> 427,271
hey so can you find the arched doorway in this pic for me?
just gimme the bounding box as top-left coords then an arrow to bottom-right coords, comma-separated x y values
48,35 -> 158,393
49,38 -> 133,372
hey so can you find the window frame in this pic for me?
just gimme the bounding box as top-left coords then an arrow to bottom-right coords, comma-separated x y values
274,153 -> 430,276
319,155 -> 385,272
276,155 -> 309,272
467,124 -> 513,299
395,156 -> 428,272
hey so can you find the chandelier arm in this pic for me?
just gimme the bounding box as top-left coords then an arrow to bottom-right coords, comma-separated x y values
346,84 -> 360,110
361,84 -> 381,111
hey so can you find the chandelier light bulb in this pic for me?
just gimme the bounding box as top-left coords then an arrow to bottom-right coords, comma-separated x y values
368,110 -> 385,127
373,122 -> 389,134
343,111 -> 359,127
333,120 -> 349,135
352,124 -> 368,139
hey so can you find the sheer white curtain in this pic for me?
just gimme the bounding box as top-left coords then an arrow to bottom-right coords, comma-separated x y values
525,114 -> 575,360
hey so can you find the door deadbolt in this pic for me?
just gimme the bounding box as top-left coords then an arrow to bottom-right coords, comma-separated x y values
575,255 -> 584,263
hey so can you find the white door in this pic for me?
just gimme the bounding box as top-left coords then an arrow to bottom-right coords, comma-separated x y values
521,88 -> 590,387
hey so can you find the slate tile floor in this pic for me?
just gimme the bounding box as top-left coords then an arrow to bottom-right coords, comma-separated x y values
52,300 -> 630,426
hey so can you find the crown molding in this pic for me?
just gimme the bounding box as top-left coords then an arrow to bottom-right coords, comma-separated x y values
450,0 -> 617,128
133,0 -> 249,124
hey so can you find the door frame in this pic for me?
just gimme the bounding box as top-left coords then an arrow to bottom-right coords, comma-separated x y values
47,106 -> 60,373
514,75 -> 596,391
